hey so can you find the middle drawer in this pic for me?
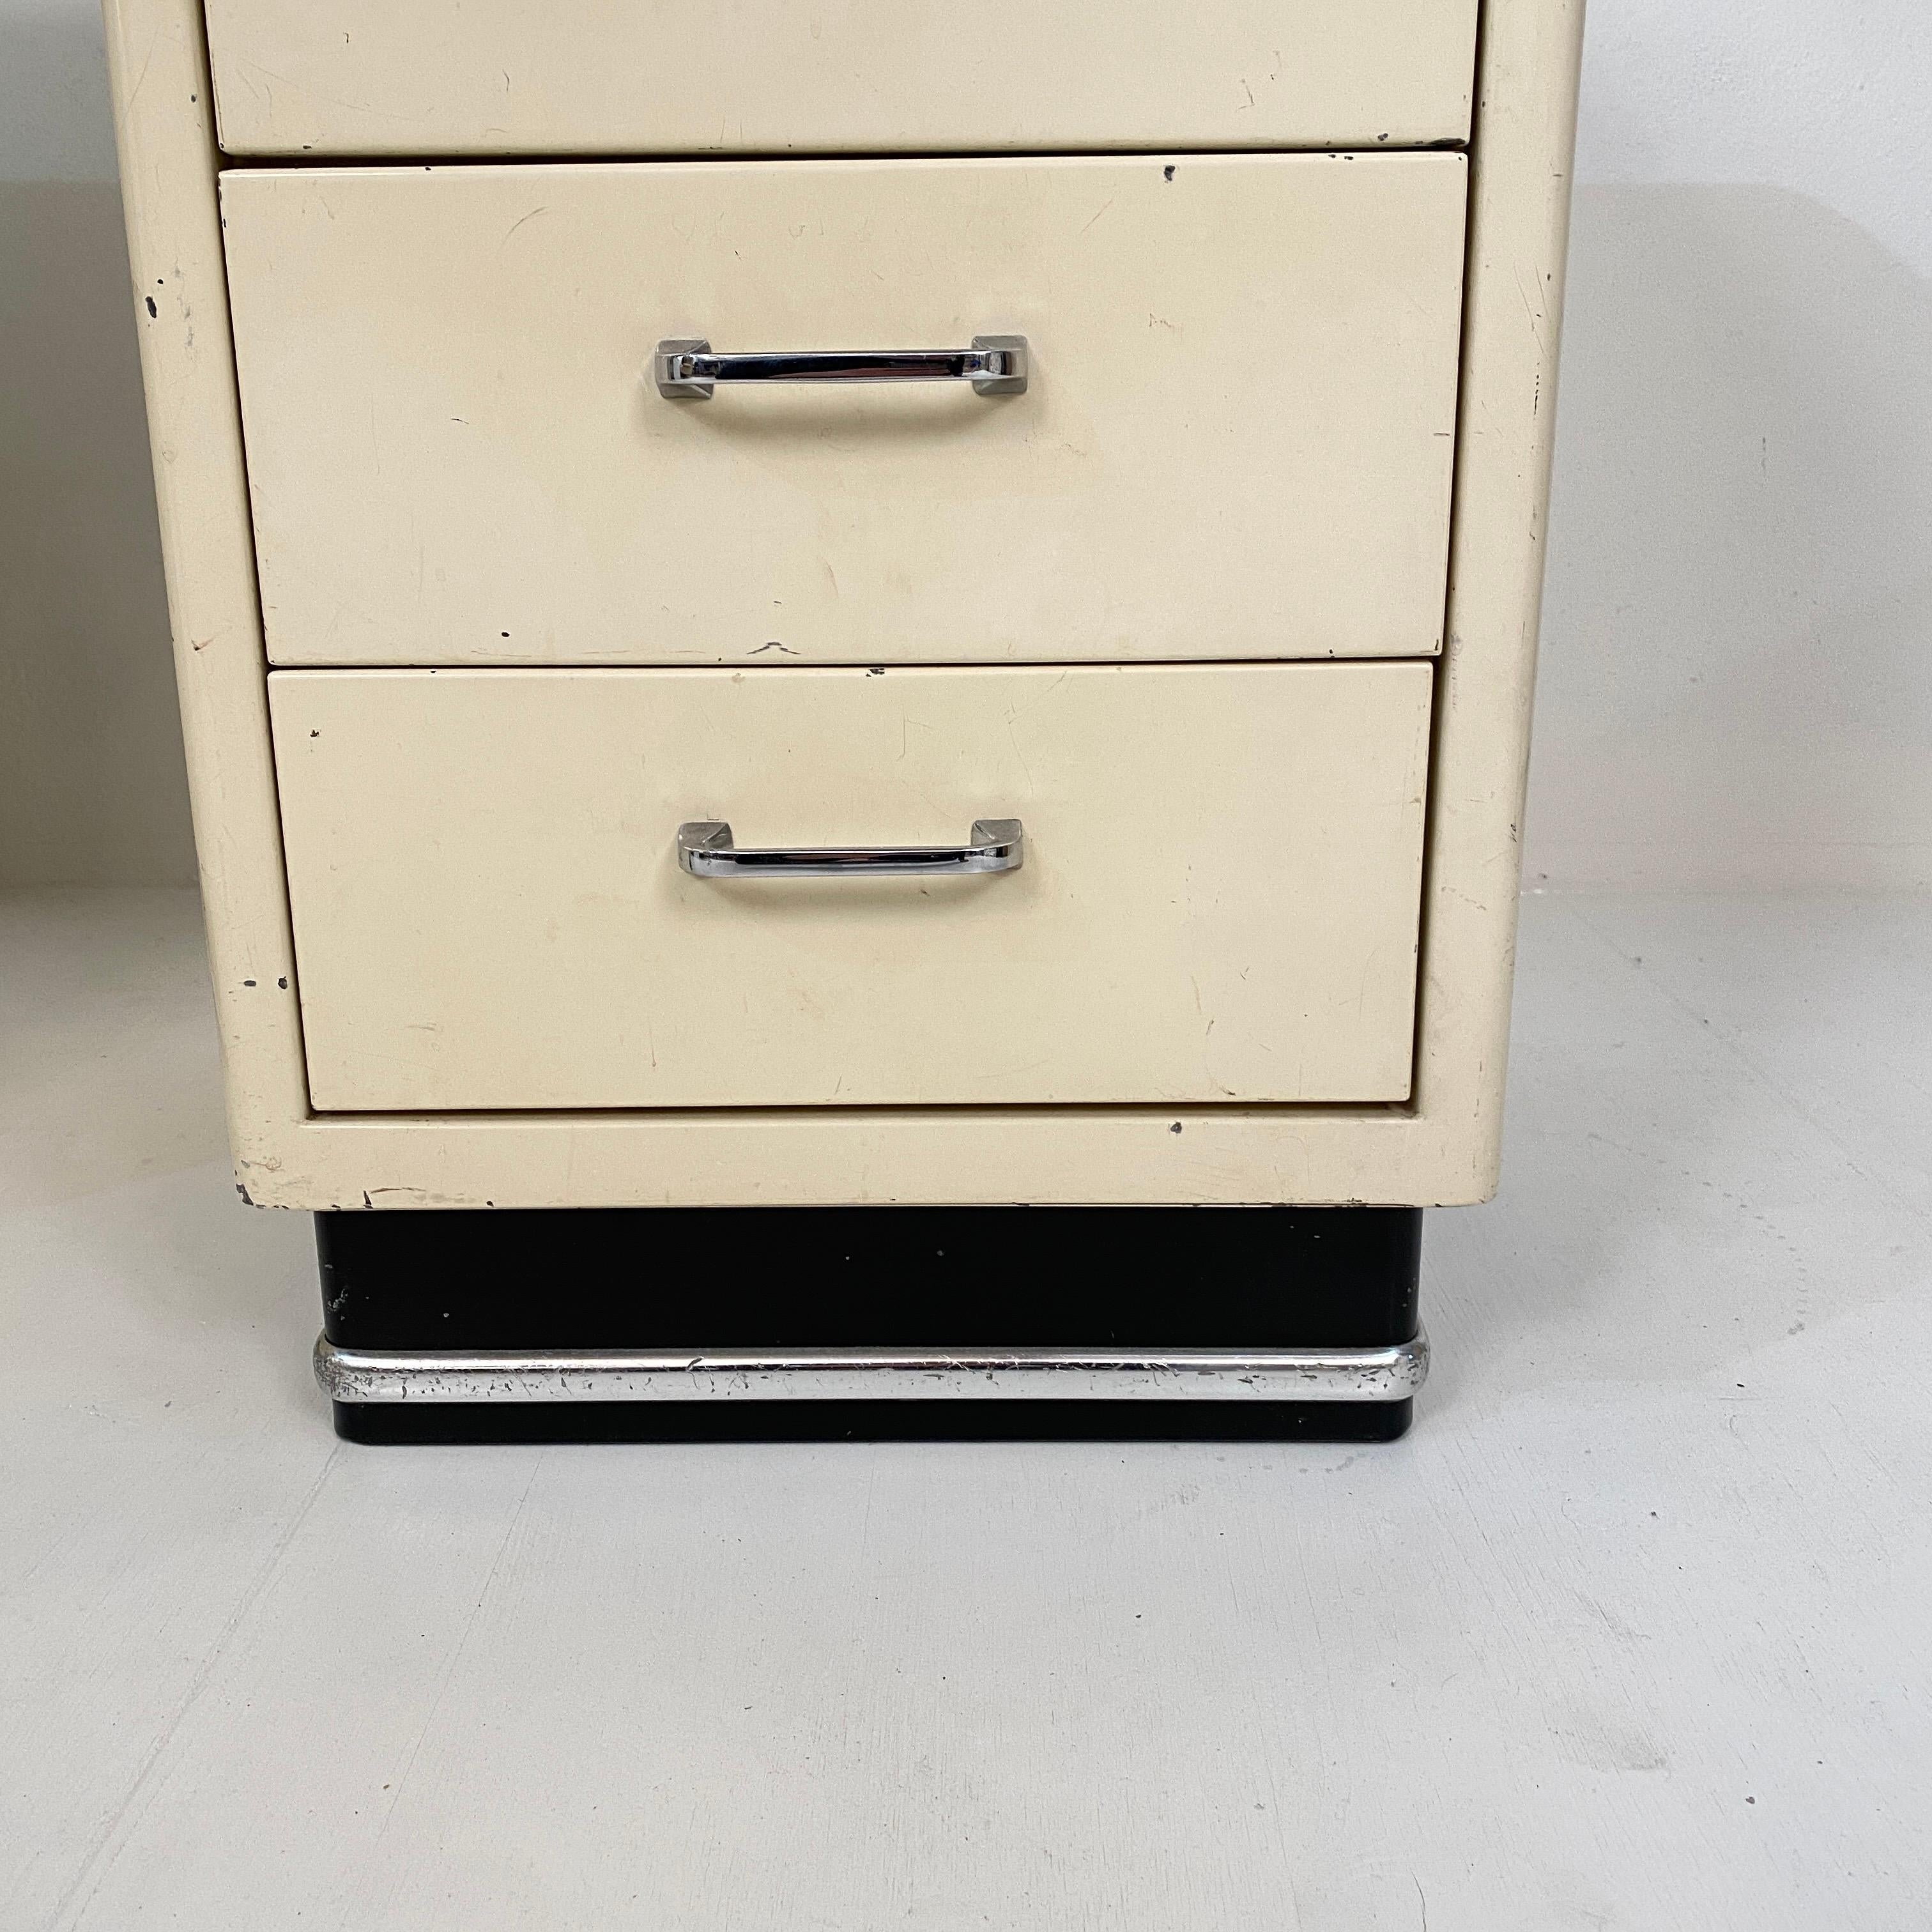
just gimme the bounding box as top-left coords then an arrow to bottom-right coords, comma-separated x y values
222,155 -> 1468,668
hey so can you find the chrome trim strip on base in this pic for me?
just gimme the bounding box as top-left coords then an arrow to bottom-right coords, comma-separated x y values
316,1333 -> 1429,1406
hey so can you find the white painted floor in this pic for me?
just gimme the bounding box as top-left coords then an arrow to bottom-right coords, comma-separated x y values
3,887 -> 1928,1930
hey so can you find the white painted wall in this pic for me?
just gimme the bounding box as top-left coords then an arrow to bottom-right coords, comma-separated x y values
3,1 -> 1928,888
1531,0 -> 1932,889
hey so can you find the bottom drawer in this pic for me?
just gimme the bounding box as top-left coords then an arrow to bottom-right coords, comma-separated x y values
269,664 -> 1432,1111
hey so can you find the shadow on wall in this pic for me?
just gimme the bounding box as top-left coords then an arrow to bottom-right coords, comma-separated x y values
0,10 -> 195,888
1529,183 -> 1932,891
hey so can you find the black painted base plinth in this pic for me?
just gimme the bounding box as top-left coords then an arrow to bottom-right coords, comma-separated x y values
318,1205 -> 1425,1445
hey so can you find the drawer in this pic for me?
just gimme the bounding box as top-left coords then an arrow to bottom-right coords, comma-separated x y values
205,0 -> 1478,159
269,664 -> 1434,1112
224,156 -> 1468,668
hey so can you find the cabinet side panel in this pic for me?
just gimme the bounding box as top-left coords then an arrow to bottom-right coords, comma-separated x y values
102,0 -> 309,1190
1409,0 -> 1586,1197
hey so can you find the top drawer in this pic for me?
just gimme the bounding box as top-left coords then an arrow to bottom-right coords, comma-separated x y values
203,0 -> 1479,158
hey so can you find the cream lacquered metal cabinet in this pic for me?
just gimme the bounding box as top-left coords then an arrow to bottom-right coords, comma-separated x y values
107,0 -> 1584,1441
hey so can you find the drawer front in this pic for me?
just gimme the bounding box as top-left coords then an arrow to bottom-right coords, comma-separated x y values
223,157 -> 1468,668
270,665 -> 1433,1112
206,0 -> 1478,158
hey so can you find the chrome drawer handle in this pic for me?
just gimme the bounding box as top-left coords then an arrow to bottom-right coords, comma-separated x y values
654,335 -> 1028,399
678,818 -> 1024,879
